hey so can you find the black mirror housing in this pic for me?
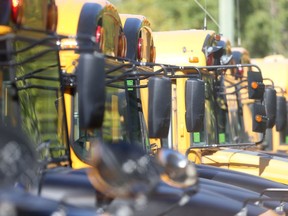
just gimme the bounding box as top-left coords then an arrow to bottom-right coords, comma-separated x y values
77,53 -> 106,130
185,79 -> 205,132
247,71 -> 265,100
264,88 -> 276,128
276,96 -> 287,131
252,103 -> 267,133
148,77 -> 171,138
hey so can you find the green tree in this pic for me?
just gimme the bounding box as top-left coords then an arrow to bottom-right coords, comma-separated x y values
111,0 -> 288,57
111,0 -> 219,31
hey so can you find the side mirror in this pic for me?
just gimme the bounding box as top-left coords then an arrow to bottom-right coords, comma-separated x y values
77,53 -> 106,129
252,103 -> 267,133
247,71 -> 265,100
185,79 -> 205,132
156,148 -> 198,189
148,77 -> 171,138
264,88 -> 276,128
276,96 -> 287,131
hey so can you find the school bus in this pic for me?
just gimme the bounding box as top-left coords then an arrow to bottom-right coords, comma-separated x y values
0,3 -> 243,215
55,0 -> 129,169
228,50 -> 288,155
251,55 -> 288,153
2,1 -> 288,214
118,22 -> 288,214
152,30 -> 288,184
151,29 -> 218,162
0,1 -> 111,215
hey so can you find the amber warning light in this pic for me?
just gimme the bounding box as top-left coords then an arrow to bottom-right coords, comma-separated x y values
251,81 -> 259,89
255,114 -> 268,123
255,115 -> 263,123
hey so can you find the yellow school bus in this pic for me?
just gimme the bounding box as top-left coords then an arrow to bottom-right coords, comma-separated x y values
152,30 -> 288,184
151,29 -> 219,163
2,3 -> 288,215
0,0 -> 136,170
55,0 -> 128,169
251,55 -> 288,153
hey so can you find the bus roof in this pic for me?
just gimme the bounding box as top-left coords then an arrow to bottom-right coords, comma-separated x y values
153,29 -> 215,66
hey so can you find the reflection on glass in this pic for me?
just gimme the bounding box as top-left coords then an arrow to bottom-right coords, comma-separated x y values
191,75 -> 217,145
13,40 -> 68,162
72,75 -> 147,164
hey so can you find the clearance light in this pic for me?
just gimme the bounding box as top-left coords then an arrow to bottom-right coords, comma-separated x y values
255,115 -> 263,123
137,38 -> 143,60
95,25 -> 102,44
251,81 -> 259,89
60,39 -> 78,49
46,1 -> 58,32
11,0 -> 23,25
95,25 -> 104,52
189,56 -> 199,63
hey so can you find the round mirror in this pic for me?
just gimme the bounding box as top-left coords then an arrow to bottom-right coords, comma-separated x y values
156,148 -> 198,189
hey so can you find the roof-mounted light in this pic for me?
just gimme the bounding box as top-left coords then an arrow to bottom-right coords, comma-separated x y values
46,1 -> 58,32
95,25 -> 102,43
95,25 -> 104,52
11,0 -> 24,25
137,38 -> 143,60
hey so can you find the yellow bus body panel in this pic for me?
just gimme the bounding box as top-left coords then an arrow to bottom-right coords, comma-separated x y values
153,30 -> 288,184
56,0 -> 121,169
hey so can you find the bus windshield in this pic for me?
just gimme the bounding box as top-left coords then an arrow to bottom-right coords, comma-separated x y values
11,35 -> 69,163
71,63 -> 149,164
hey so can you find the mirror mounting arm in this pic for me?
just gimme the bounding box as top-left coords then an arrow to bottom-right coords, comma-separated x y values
62,73 -> 77,90
255,132 -> 266,146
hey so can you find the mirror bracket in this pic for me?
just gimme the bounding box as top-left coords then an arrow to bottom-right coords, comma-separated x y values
62,73 -> 77,90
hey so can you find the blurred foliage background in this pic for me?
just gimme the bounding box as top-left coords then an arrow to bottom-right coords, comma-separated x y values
110,0 -> 288,58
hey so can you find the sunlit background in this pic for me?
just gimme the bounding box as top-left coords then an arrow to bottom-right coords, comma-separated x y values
110,0 -> 288,58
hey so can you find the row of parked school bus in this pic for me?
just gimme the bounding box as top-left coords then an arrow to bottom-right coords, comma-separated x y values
0,0 -> 288,215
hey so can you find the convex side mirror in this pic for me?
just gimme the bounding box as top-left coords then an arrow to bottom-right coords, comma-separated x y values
264,88 -> 276,128
77,53 -> 106,130
185,79 -> 205,132
148,76 -> 171,138
276,96 -> 287,131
